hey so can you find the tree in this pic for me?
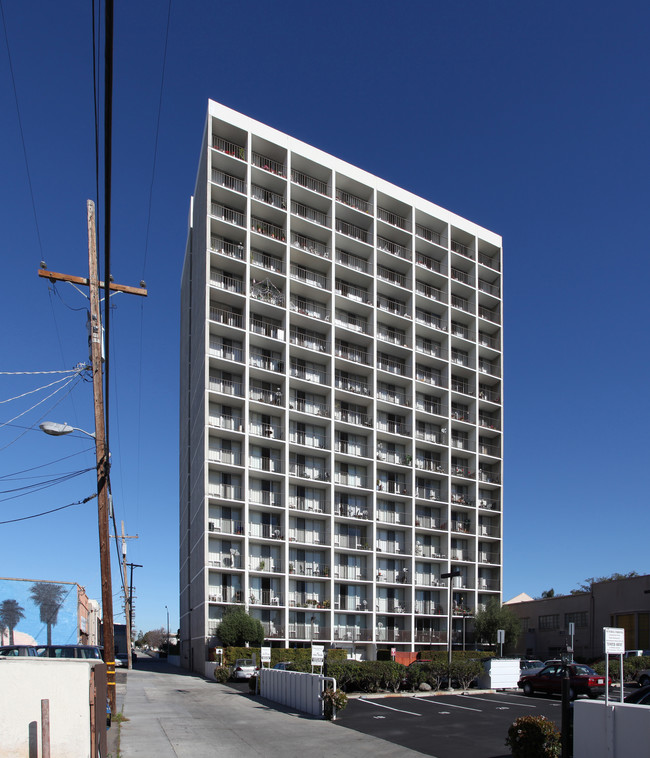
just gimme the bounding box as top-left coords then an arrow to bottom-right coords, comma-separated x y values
216,607 -> 264,647
0,599 -> 25,644
472,598 -> 520,650
572,571 -> 639,594
29,582 -> 67,645
540,588 -> 555,598
139,627 -> 166,650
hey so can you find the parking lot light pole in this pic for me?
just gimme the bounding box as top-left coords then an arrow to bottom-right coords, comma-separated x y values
441,570 -> 462,689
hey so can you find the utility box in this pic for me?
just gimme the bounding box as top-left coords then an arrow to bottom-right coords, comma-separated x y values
478,658 -> 520,689
0,658 -> 107,757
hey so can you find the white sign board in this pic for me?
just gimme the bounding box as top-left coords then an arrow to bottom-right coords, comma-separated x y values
311,644 -> 324,667
261,646 -> 271,664
604,627 -> 625,655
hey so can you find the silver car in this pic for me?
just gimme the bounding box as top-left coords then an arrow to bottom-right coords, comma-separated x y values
232,658 -> 258,680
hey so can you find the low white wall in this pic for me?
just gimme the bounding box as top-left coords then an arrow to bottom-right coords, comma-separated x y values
205,661 -> 218,679
0,659 -> 95,758
574,699 -> 650,758
259,669 -> 325,717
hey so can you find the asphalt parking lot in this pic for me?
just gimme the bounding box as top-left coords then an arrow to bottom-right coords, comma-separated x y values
335,691 -> 562,758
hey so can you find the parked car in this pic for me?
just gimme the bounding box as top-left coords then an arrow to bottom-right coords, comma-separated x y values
0,645 -> 37,656
636,669 -> 650,687
624,685 -> 650,705
520,659 -> 544,673
519,663 -> 609,699
272,661 -> 293,670
37,645 -> 102,660
231,658 -> 258,680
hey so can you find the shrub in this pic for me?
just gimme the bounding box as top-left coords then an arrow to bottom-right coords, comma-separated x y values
591,657 -> 649,683
322,688 -> 348,720
213,665 -> 230,684
406,660 -> 449,691
505,716 -> 561,758
450,658 -> 484,689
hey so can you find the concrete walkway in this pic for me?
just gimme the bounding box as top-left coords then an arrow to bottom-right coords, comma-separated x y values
113,656 -> 426,758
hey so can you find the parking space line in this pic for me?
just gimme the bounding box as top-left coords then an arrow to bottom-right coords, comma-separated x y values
458,695 -> 538,708
413,697 -> 481,712
358,698 -> 422,716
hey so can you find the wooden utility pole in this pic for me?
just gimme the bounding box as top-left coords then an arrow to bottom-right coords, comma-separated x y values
38,199 -> 147,712
119,520 -> 138,670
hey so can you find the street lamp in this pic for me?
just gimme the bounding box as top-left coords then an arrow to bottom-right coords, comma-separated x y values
441,570 -> 462,689
40,421 -> 96,439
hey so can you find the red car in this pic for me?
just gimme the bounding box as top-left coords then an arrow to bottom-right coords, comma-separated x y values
518,663 -> 609,700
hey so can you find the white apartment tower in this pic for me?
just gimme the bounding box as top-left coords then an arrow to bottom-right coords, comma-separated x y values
180,101 -> 503,671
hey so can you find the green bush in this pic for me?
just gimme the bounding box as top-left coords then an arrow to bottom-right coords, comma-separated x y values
450,658 -> 484,690
591,657 -> 650,683
326,660 -> 407,693
505,716 -> 561,758
213,665 -> 230,684
223,646 -> 347,670
406,660 -> 448,691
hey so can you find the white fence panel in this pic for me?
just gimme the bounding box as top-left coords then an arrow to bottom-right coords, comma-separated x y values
260,669 -> 327,717
574,699 -> 650,758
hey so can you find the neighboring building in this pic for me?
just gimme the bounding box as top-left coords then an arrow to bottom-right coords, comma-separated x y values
0,577 -> 92,646
505,574 -> 650,660
180,101 -> 503,672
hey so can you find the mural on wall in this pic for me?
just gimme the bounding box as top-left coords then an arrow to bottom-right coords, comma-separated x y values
0,578 -> 78,646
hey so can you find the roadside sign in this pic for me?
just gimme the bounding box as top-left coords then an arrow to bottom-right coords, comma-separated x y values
604,627 -> 625,654
261,646 -> 271,665
311,644 -> 324,667
391,647 -> 396,658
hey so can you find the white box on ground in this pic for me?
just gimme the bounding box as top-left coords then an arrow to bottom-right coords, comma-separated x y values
477,658 -> 520,689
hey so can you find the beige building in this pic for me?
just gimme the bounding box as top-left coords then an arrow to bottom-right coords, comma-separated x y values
505,574 -> 650,660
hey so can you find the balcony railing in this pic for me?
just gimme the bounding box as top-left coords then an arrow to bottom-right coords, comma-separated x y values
415,223 -> 446,247
415,366 -> 444,387
377,265 -> 407,288
479,552 -> 500,565
377,206 -> 408,230
261,622 -> 285,639
290,263 -> 328,289
290,329 -> 329,353
291,201 -> 329,227
478,278 -> 500,297
288,625 -> 331,641
208,449 -> 242,465
210,270 -> 244,294
250,248 -> 284,273
335,503 -> 370,519
211,203 -> 245,227
249,422 -> 283,440
334,472 -> 369,488
209,376 -> 243,397
451,379 -> 474,396
451,239 -> 473,259
377,295 -> 409,318
334,565 -> 367,581
451,462 -> 473,477
479,440 -> 500,456
290,298 -> 330,322
479,251 -> 500,270
377,236 -> 410,260
336,189 -> 372,214
479,360 -> 500,377
208,414 -> 243,432
335,311 -> 370,335
450,267 -> 474,286
251,151 -> 286,177
249,490 -> 283,507
290,360 -> 328,385
289,431 -> 328,449
451,295 -> 472,314
289,497 -> 328,514
336,219 -> 371,244
334,627 -> 372,641
451,321 -> 474,340
414,515 -> 445,530
415,426 -> 445,444
478,305 -> 500,324
336,249 -> 369,273
479,332 -> 500,350
289,397 -> 330,416
375,628 -> 411,642
289,561 -> 330,577
291,168 -> 330,196
377,327 -> 407,347
415,251 -> 443,273
249,590 -> 283,606
415,308 -> 445,331
251,217 -> 286,241
335,372 -> 371,396
208,518 -> 244,534
335,408 -> 372,427
416,459 -> 445,473
416,281 -> 444,302
251,184 -> 286,209
451,407 -> 473,423
209,340 -> 243,363
249,352 -> 284,373
211,169 -> 246,194
416,396 -> 442,415
377,419 -> 409,436
478,469 -> 500,484
208,587 -> 243,604
478,414 -> 500,430
335,535 -> 370,550
249,523 -> 284,540
377,354 -> 407,375
415,487 -> 441,502
336,597 -> 370,612
479,385 -> 501,403
376,385 -> 409,406
335,342 -> 370,365
289,464 -> 329,482
414,629 -> 446,643
210,306 -> 243,329
291,232 -> 330,259
414,601 -> 444,615
249,318 -> 284,341
249,456 -> 283,473
478,495 -> 500,510
451,493 -> 474,506
212,135 -> 246,160
377,509 -> 407,525
210,236 -> 244,260
288,529 -> 327,546
414,574 -> 444,588
336,279 -> 370,303
416,339 -> 446,359
376,450 -> 409,465
208,484 -> 243,501
478,523 -> 500,538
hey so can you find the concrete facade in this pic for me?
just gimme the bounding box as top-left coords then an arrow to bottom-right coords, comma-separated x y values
505,574 -> 650,660
180,101 -> 503,672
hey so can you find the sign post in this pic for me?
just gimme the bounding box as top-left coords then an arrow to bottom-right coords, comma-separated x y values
311,644 -> 324,673
497,629 -> 505,658
261,646 -> 271,668
603,627 -> 625,704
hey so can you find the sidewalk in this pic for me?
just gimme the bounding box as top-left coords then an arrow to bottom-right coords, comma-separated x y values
112,656 -> 426,758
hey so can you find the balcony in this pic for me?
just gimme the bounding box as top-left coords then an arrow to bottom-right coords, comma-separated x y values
451,239 -> 473,260
336,219 -> 371,244
416,458 -> 445,474
377,236 -> 410,261
336,249 -> 369,273
451,378 -> 474,396
377,206 -> 408,230
478,278 -> 500,297
414,601 -> 444,615
415,308 -> 445,331
336,189 -> 372,214
335,408 -> 372,427
376,449 -> 409,466
451,321 -> 474,341
414,542 -> 445,559
210,236 -> 244,260
290,360 -> 328,385
478,413 -> 500,430
250,317 -> 284,341
251,217 -> 286,242
290,328 -> 329,353
336,278 -> 370,303
289,463 -> 329,482
211,169 -> 246,194
334,627 -> 372,642
416,281 -> 444,302
478,494 -> 500,511
208,587 -> 243,604
414,574 -> 444,588
415,223 -> 446,248
335,342 -> 370,365
415,250 -> 443,273
289,561 -> 330,577
414,515 -> 445,530
249,421 -> 283,440
450,267 -> 474,287
211,203 -> 245,228
378,295 -> 409,318
451,492 -> 474,506
251,151 -> 286,177
249,589 -> 283,606
479,251 -> 500,271
249,352 -> 284,374
416,396 -> 443,415
377,327 -> 407,347
335,535 -> 370,550
416,424 -> 445,444
479,359 -> 500,377
261,621 -> 285,639
376,384 -> 409,406
249,523 -> 284,540
209,306 -> 243,329
208,414 -> 243,432
334,565 -> 367,581
377,418 -> 409,436
290,297 -> 330,322
377,265 -> 407,288
478,439 -> 500,457
415,365 -> 444,388
291,232 -> 330,259
289,397 -> 329,416
375,627 -> 411,643
451,519 -> 473,534
415,486 -> 441,502
451,294 -> 472,314
335,372 -> 371,396
478,304 -> 500,324
289,431 -> 328,450
414,629 -> 446,644
290,263 -> 328,290
334,472 -> 369,488
335,310 -> 370,335
208,449 -> 242,466
208,484 -> 243,501
291,168 -> 329,196
479,332 -> 500,350
479,551 -> 500,565
335,439 -> 369,457
336,502 -> 370,519
249,457 -> 283,474
289,496 -> 328,514
212,135 -> 246,161
291,200 -> 329,227
377,354 -> 407,376
210,270 -> 244,294
288,529 -> 327,546
251,184 -> 286,210
288,625 -> 331,641
250,248 -> 284,273
209,376 -> 243,397
251,280 -> 283,307
478,469 -> 501,484
208,518 -> 244,535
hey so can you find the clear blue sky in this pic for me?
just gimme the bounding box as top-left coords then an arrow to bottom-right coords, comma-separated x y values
1,1 -> 649,636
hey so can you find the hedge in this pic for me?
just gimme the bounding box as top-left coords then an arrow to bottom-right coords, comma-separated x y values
592,656 -> 650,683
222,646 -> 347,670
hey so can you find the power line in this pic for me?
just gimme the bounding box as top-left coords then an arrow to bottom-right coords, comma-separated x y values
0,447 -> 95,481
0,372 -> 85,405
0,467 -> 95,502
0,493 -> 97,525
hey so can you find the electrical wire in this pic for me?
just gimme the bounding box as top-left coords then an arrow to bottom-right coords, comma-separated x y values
0,447 -> 96,480
0,467 -> 95,502
103,0 -> 114,461
0,493 -> 97,525
0,372 -> 83,404
0,467 -> 95,494
0,373 -> 81,429
0,0 -> 44,258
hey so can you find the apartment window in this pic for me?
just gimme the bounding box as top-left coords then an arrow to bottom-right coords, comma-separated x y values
520,617 -> 530,632
539,614 -> 559,630
564,612 -> 588,628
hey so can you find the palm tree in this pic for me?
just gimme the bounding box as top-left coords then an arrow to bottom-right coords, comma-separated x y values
0,599 -> 25,644
30,582 -> 67,645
